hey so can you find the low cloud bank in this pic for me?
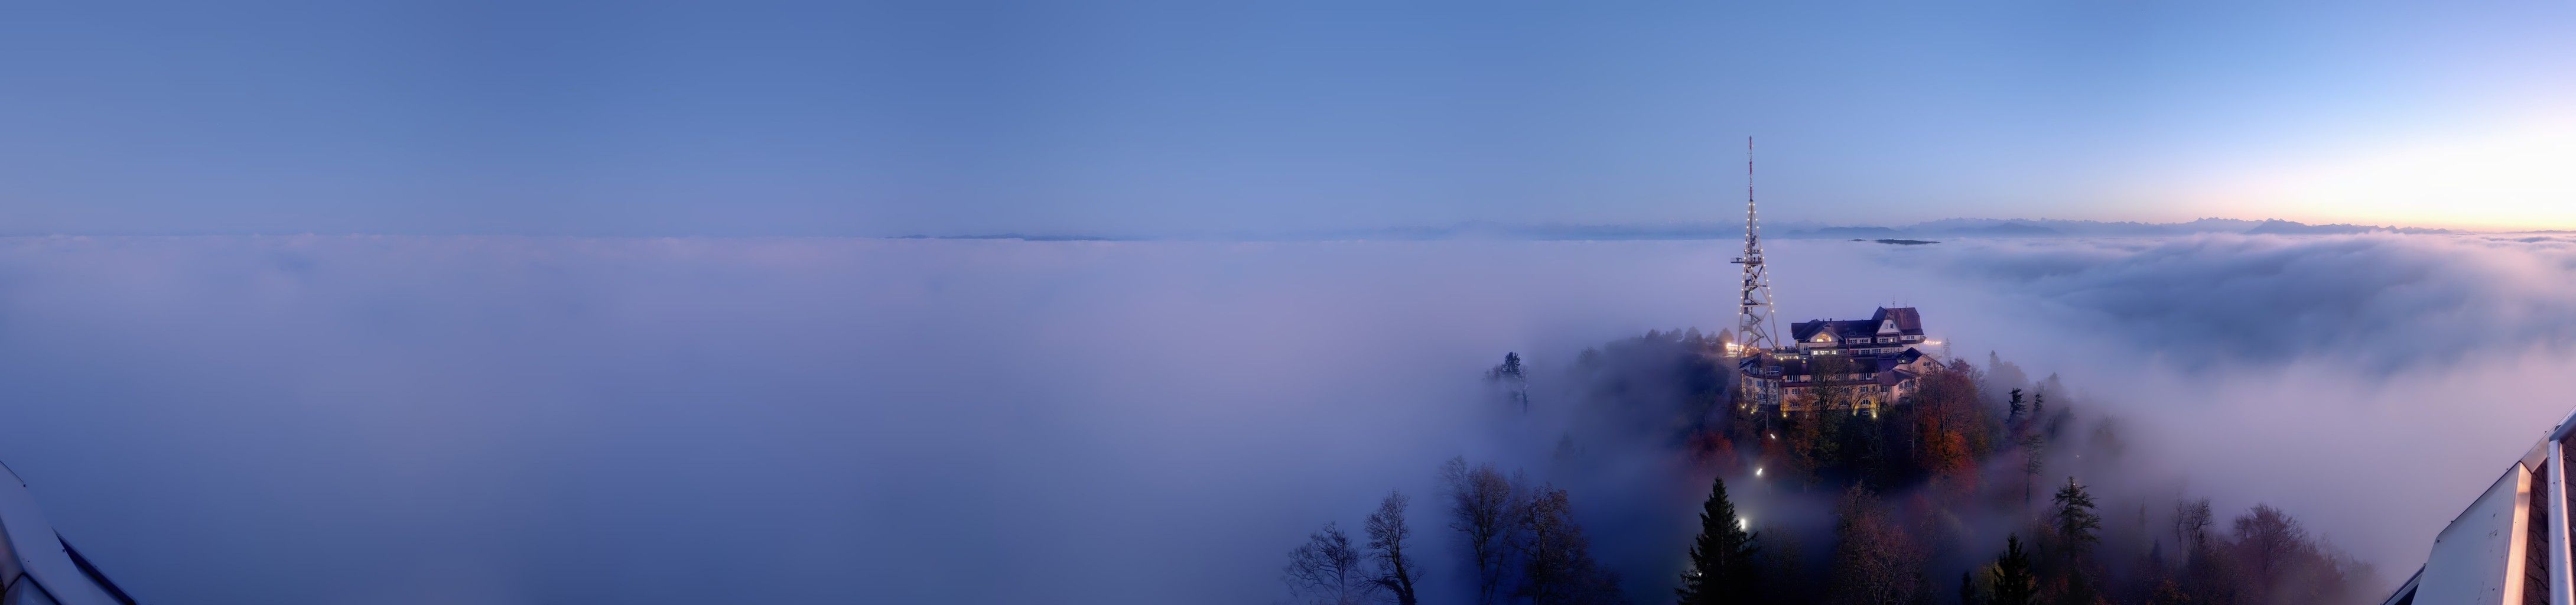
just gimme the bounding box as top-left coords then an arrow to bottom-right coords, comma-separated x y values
0,233 -> 2561,603
1899,233 -> 2576,369
1827,233 -> 2576,583
0,237 -> 1728,604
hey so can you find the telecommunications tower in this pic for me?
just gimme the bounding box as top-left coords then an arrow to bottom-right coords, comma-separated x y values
1730,137 -> 1778,352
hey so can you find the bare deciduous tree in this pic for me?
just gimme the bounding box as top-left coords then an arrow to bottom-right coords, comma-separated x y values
1364,491 -> 1422,605
1514,486 -> 1624,605
1441,457 -> 1521,605
2018,434 -> 2045,508
1807,352 -> 1860,413
1283,522 -> 1375,605
2174,497 -> 2214,551
1829,486 -> 1926,605
2232,504 -> 2307,594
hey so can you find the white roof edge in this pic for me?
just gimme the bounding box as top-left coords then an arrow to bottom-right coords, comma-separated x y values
2549,406 -> 2576,443
2444,461 -> 2535,529
0,464 -> 123,605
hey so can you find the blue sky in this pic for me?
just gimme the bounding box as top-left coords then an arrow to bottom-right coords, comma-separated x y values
2,1 -> 2570,236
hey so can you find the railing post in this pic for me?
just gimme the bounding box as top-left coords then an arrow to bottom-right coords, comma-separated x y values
2549,440 -> 2571,605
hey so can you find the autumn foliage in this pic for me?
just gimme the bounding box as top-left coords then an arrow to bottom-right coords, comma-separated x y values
1278,331 -> 2376,605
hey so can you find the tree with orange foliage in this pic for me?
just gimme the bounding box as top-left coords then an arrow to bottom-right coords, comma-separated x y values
1908,359 -> 1985,487
1686,429 -> 1738,470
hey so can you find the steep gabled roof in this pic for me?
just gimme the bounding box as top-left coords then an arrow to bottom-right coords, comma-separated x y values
1792,307 -> 1927,343
1871,307 -> 1924,333
1788,320 -> 1845,343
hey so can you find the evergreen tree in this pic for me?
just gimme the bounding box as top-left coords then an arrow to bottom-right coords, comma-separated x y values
1958,570 -> 1977,605
1488,353 -> 1530,413
1676,476 -> 1759,605
2005,388 -> 2025,427
1990,535 -> 2037,605
2051,476 -> 2103,561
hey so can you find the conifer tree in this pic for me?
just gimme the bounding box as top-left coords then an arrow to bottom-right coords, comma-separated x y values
1676,476 -> 1758,605
2051,476 -> 2103,561
1488,353 -> 1530,413
2005,388 -> 2025,427
1990,535 -> 2036,605
1494,352 -> 1524,379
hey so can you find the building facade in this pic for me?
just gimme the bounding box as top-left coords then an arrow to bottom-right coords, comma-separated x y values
1736,306 -> 1939,414
2378,406 -> 2576,605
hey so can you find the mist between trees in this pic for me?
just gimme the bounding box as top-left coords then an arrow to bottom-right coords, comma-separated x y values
1277,330 -> 2376,605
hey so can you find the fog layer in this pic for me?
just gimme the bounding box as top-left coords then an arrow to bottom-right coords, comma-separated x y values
0,234 -> 2562,603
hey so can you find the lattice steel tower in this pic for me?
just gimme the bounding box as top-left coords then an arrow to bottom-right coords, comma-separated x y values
1731,137 -> 1778,352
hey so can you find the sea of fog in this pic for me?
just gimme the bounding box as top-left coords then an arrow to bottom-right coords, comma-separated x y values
0,233 -> 2570,603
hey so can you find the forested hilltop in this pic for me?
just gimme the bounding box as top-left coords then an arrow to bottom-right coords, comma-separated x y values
1278,330 -> 2376,605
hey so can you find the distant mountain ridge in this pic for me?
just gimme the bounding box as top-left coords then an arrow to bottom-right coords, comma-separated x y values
2239,219 -> 2451,235
905,217 -> 2461,241
1780,217 -> 2453,239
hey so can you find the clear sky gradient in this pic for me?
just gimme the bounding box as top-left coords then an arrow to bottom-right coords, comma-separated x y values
2,1 -> 2570,236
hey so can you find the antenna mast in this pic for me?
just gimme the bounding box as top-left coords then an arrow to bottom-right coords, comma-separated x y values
1731,137 -> 1778,352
